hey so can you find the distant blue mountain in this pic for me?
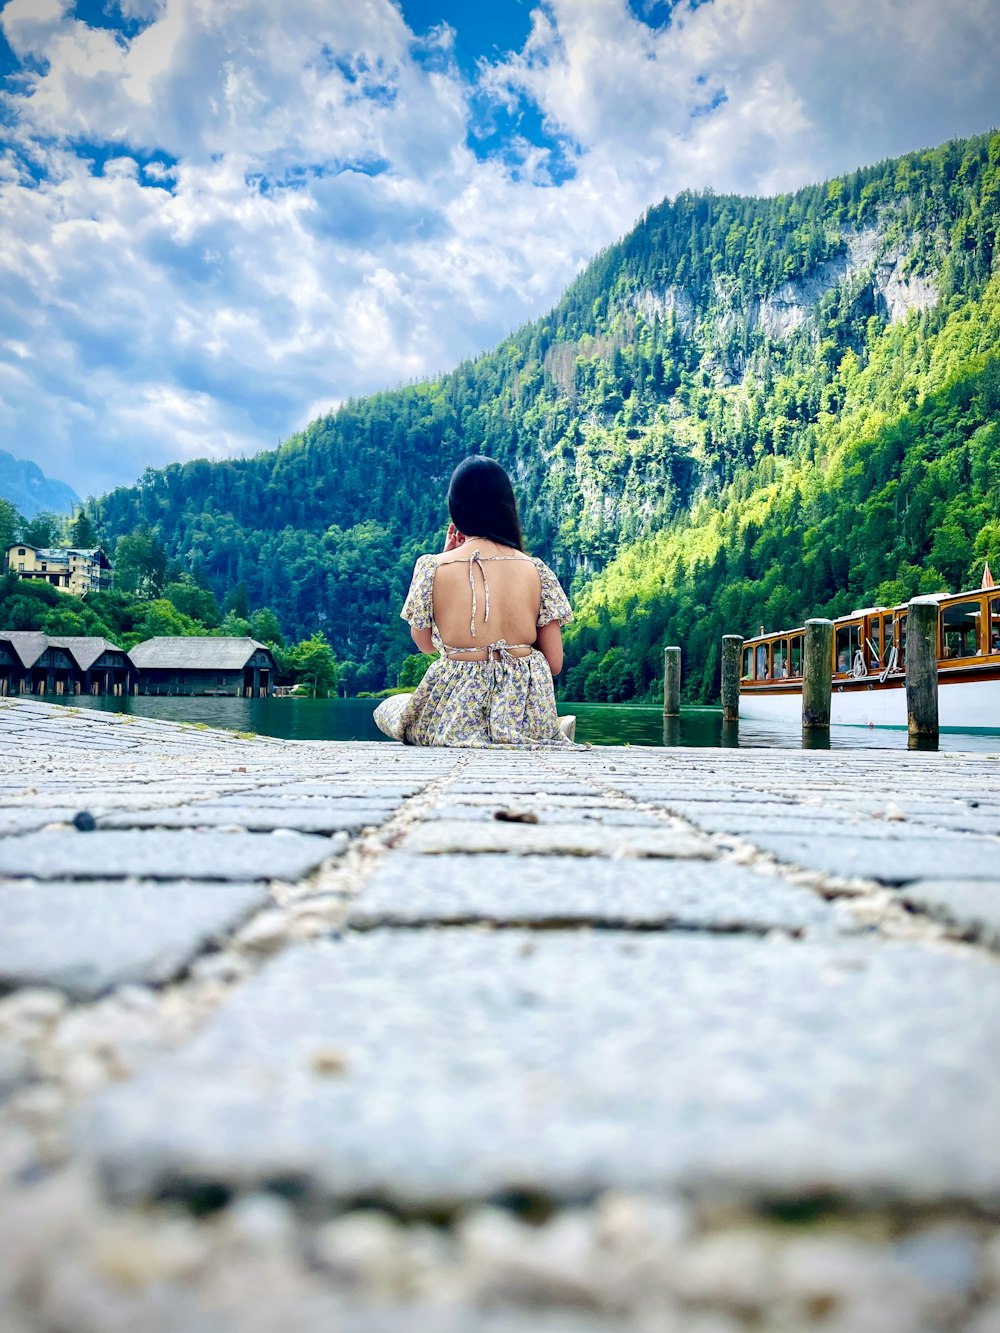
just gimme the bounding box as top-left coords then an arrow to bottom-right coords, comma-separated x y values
0,450 -> 79,519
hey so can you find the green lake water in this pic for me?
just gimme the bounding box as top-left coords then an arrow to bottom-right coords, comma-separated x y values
39,695 -> 1000,751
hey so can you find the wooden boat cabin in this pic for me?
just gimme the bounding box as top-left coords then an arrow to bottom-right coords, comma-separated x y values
739,585 -> 1000,730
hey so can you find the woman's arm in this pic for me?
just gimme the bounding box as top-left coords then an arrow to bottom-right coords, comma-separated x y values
535,621 -> 564,676
411,626 -> 434,655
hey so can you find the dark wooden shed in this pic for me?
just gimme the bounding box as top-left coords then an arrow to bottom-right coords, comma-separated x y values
129,637 -> 276,697
47,637 -> 135,696
0,633 -> 77,696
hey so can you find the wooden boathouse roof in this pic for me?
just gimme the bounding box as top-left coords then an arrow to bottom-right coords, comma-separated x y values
0,632 -> 53,669
46,637 -> 129,672
128,637 -> 274,671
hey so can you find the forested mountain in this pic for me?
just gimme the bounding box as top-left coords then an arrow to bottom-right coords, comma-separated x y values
88,131 -> 1000,699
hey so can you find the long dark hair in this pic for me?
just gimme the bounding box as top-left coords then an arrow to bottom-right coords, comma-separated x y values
447,456 -> 524,551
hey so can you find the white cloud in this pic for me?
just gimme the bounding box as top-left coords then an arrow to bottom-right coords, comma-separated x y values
0,0 -> 998,497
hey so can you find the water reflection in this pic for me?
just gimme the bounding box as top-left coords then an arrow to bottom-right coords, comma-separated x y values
41,695 -> 1000,751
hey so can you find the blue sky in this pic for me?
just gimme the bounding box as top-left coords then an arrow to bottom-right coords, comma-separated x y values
1,0 -> 999,498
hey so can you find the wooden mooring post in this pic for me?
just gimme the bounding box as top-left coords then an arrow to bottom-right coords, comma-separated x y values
663,646 -> 681,717
721,634 -> 743,723
906,596 -> 940,740
802,618 -> 834,730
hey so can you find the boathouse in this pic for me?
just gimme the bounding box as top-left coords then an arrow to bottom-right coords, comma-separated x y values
129,637 -> 276,697
48,637 -> 134,696
0,633 -> 134,696
0,632 -> 77,696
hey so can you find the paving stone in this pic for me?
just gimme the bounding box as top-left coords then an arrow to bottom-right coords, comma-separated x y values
252,783 -> 424,799
898,880 -> 1000,948
0,879 -> 269,998
350,1313 -> 632,1333
0,1039 -> 31,1099
421,804 -> 664,826
349,854 -> 840,933
400,820 -> 715,859
902,812 -> 1000,835
197,792 -> 406,809
78,932 -> 1000,1208
432,793 -> 640,810
441,782 -> 602,797
99,805 -> 396,834
0,808 -> 82,835
744,831 -> 1000,884
663,803 -> 890,837
607,784 -> 794,805
0,829 -> 341,882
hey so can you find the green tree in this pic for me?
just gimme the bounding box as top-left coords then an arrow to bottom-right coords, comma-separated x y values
289,631 -> 339,697
397,653 -> 432,688
225,581 -> 250,619
0,498 -> 19,557
115,528 -> 168,596
69,508 -> 97,548
161,575 -> 220,627
132,598 -> 202,642
249,606 -> 284,646
20,511 -> 62,548
219,611 -> 252,637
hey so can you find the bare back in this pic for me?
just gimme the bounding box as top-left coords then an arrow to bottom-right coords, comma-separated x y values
432,545 -> 540,651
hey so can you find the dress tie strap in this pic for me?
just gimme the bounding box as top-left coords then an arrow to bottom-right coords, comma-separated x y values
468,549 -> 490,638
444,639 -> 532,681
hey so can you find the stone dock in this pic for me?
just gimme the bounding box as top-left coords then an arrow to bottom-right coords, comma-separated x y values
1,697 -> 999,1332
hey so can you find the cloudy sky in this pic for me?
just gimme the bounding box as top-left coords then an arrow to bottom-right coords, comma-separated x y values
1,0 -> 999,499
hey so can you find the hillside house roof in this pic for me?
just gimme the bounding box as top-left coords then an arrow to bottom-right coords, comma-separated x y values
46,636 -> 127,672
6,545 -> 111,568
128,637 -> 273,671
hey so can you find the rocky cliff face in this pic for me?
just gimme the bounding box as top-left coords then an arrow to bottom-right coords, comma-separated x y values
631,225 -> 939,350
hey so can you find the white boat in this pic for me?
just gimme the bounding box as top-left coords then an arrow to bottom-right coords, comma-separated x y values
738,584 -> 1000,731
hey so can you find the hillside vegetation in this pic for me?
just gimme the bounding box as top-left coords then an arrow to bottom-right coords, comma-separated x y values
84,131 -> 1000,699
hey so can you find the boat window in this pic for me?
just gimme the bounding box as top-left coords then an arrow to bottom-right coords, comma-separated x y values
742,645 -> 754,679
755,642 -> 770,680
899,614 -> 907,669
882,615 -> 898,668
990,597 -> 1000,655
868,618 -> 882,670
789,634 -> 803,677
835,622 -> 861,675
772,639 -> 789,679
940,600 -> 981,659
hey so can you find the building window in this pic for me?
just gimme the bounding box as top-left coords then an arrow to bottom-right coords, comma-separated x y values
18,562 -> 24,571
18,548 -> 25,556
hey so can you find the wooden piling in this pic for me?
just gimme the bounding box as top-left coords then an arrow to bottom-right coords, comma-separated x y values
721,634 -> 743,723
802,618 -> 834,729
906,596 -> 940,739
663,646 -> 681,717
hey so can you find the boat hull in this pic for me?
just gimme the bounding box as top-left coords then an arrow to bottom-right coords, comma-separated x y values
740,670 -> 1000,731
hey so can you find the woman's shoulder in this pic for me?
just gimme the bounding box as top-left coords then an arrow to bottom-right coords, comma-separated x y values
528,555 -> 558,579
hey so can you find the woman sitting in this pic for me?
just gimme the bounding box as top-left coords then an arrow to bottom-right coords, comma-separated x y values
373,456 -> 576,747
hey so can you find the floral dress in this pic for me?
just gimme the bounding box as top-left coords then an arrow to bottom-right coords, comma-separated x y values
373,551 -> 575,747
